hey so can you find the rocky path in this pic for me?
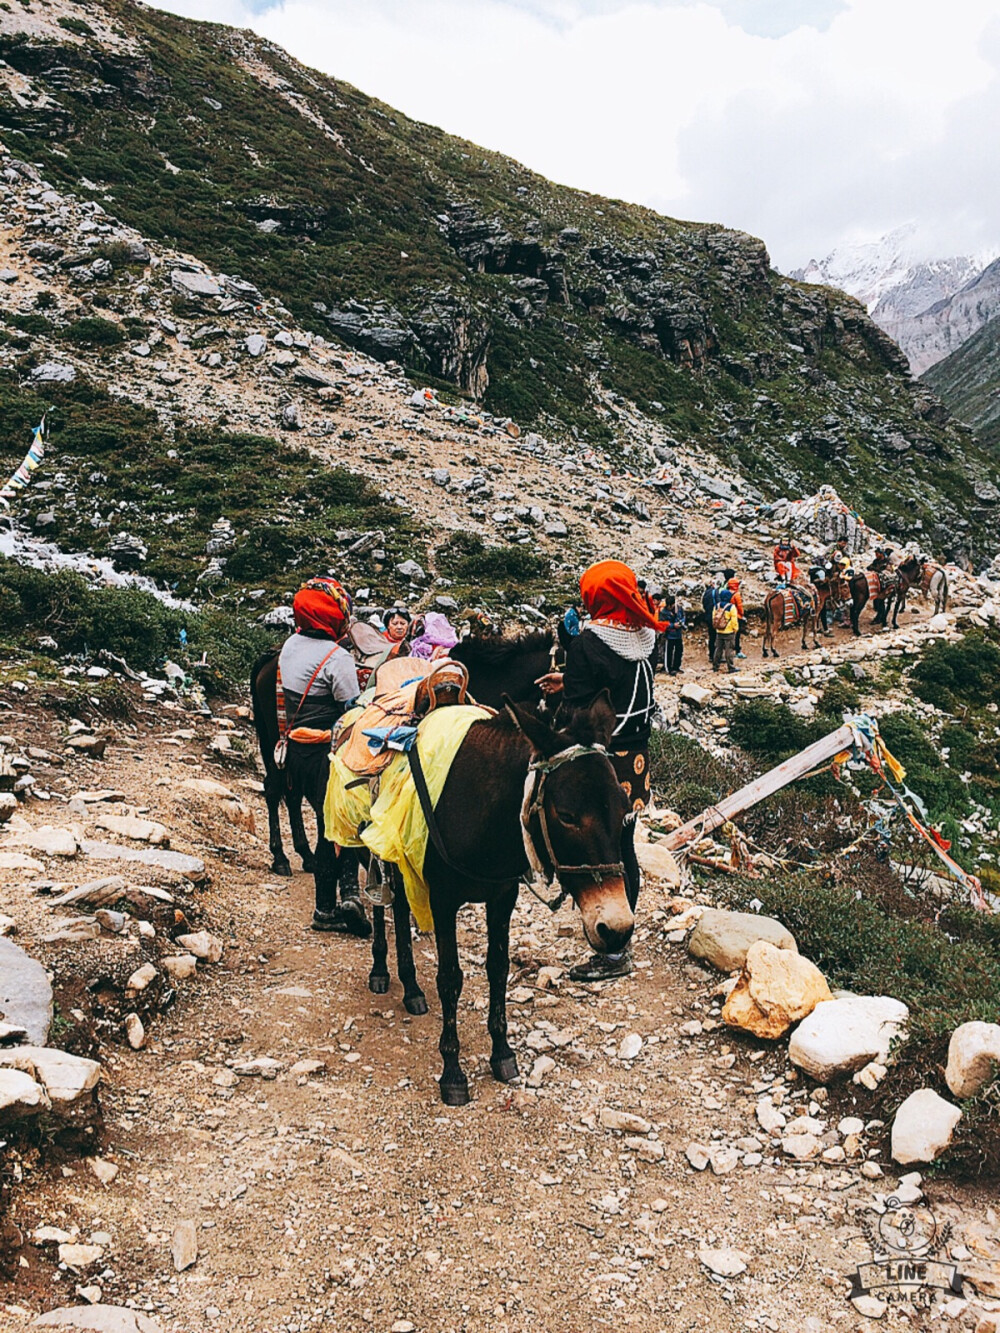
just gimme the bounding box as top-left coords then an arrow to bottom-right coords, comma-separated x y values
2,672 -> 1000,1333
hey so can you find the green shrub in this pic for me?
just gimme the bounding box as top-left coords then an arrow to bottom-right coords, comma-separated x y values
61,317 -> 125,347
912,631 -> 1000,712
438,532 -> 550,582
818,677 -> 860,716
57,15 -> 93,34
727,698 -> 826,762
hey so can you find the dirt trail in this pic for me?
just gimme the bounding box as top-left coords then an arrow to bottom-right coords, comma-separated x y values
2,628 -> 998,1333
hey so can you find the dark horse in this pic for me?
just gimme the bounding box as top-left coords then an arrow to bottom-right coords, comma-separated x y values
449,629 -> 555,709
891,555 -> 949,627
250,649 -> 315,877
355,692 -> 634,1105
848,567 -> 899,636
251,629 -> 557,874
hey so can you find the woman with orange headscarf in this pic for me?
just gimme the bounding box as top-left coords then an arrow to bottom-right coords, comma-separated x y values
537,560 -> 659,981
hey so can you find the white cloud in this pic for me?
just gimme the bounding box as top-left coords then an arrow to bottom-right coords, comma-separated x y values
152,0 -> 1000,269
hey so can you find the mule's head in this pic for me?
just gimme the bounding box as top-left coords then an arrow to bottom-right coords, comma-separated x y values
505,693 -> 634,955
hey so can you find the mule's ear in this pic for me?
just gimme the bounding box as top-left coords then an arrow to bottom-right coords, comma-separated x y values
503,695 -> 561,757
586,689 -> 617,748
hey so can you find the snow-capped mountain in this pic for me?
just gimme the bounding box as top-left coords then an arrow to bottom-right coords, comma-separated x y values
791,225 -> 999,373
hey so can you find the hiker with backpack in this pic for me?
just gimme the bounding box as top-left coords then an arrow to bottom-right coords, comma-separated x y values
277,579 -> 368,936
661,594 -> 686,675
711,588 -> 739,673
726,577 -> 747,659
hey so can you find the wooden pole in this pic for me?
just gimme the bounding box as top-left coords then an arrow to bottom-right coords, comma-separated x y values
663,721 -> 859,853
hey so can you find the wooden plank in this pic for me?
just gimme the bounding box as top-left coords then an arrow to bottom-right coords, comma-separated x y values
663,721 -> 859,853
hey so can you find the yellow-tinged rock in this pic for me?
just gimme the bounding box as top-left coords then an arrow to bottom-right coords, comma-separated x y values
722,940 -> 832,1040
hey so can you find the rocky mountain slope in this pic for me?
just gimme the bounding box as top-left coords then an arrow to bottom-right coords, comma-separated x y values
1,0 -> 998,567
792,226 -> 1000,375
924,314 -> 1000,453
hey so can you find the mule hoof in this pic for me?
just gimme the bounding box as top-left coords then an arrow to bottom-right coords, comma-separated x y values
404,994 -> 428,1016
301,856 -> 316,873
368,973 -> 390,994
440,1080 -> 470,1107
491,1055 -> 520,1084
271,862 -> 293,878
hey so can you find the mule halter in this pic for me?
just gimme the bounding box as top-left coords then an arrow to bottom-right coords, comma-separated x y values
521,742 -> 626,912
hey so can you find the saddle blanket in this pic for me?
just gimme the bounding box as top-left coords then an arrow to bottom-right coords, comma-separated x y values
324,703 -> 491,931
779,585 -> 815,629
866,571 -> 898,600
920,563 -> 942,594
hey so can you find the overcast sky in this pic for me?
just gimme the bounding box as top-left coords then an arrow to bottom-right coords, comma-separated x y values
154,0 -> 999,270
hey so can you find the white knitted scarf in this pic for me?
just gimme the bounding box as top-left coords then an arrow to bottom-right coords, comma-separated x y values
588,622 -> 657,660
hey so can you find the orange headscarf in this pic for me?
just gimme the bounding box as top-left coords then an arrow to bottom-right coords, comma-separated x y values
292,583 -> 350,637
579,560 -> 661,630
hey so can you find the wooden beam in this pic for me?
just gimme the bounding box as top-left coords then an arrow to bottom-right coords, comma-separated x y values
663,721 -> 859,853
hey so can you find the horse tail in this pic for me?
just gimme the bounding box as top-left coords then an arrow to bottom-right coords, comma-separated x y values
250,647 -> 281,775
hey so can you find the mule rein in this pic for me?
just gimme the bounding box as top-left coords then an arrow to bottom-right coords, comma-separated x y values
407,740 -> 625,911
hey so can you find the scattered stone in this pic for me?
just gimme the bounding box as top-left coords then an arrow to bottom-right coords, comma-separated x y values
698,1245 -> 748,1277
599,1107 -> 652,1134
86,1158 -> 119,1187
66,736 -> 108,758
175,930 -> 223,963
126,963 -> 158,993
782,1133 -> 821,1161
32,1307 -> 163,1332
634,841 -> 681,887
124,1013 -> 145,1050
171,1220 -> 198,1272
891,1088 -> 962,1165
0,937 -> 53,1045
679,682 -> 712,708
788,995 -> 909,1082
837,1116 -> 865,1136
709,1146 -> 740,1174
527,1055 -> 556,1087
80,840 -> 205,881
94,814 -> 169,846
0,851 -> 45,873
945,1021 -> 1000,1099
618,1033 -> 642,1060
685,1142 -> 710,1171
688,909 -> 797,973
756,1100 -> 787,1134
16,825 -> 80,858
722,940 -> 831,1039
171,270 -> 222,300
30,362 -> 76,384
162,955 -> 197,980
58,1244 -> 104,1269
289,1058 -> 326,1077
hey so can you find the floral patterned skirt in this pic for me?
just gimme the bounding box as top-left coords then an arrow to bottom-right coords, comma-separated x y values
610,746 -> 650,813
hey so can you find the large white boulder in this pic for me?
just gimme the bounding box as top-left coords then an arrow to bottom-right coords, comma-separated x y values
0,1046 -> 100,1104
0,1067 -> 50,1122
688,909 -> 797,973
891,1088 -> 962,1164
946,1021 -> 1000,1099
722,940 -> 831,1039
787,995 -> 909,1082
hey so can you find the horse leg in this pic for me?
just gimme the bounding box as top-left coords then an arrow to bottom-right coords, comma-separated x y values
486,885 -> 519,1084
851,596 -> 861,637
288,793 -> 315,873
263,769 -> 292,876
391,872 -> 428,1016
368,906 -> 390,994
433,902 -> 469,1106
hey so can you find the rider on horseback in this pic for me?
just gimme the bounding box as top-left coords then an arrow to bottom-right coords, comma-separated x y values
773,535 -> 801,585
278,579 -> 368,936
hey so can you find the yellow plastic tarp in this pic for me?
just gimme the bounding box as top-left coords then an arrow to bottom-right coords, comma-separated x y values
359,704 -> 490,931
323,703 -> 491,931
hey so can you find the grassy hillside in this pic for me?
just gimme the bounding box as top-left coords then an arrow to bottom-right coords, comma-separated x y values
924,316 -> 1000,452
0,0 -> 998,556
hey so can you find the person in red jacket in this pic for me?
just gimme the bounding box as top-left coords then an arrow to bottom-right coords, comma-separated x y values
773,536 -> 801,583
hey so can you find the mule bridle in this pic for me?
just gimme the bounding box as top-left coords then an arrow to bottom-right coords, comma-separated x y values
521,742 -> 627,911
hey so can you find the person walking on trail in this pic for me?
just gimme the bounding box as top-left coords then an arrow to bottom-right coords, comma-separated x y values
702,573 -> 724,661
773,536 -> 801,584
726,577 -> 747,659
661,594 -> 686,675
712,590 -> 739,673
535,559 -> 659,982
277,580 -> 368,936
